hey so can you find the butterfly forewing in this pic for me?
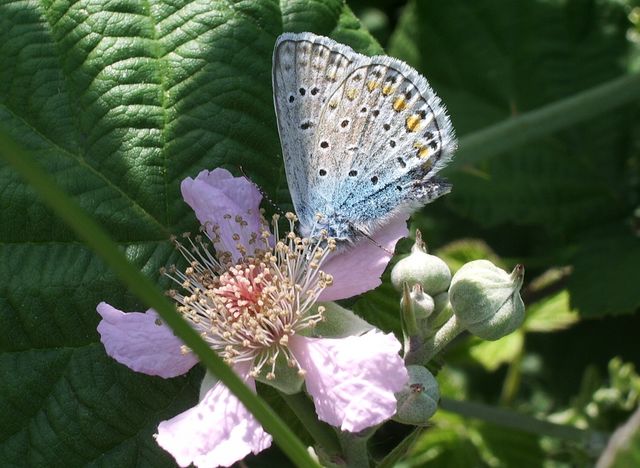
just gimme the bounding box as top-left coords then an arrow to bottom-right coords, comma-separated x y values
272,33 -> 361,228
313,57 -> 456,231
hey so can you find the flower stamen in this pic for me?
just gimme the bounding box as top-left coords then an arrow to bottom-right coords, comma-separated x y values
163,212 -> 334,379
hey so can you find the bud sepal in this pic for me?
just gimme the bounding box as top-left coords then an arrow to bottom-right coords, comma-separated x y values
391,230 -> 452,296
394,365 -> 440,425
449,260 -> 525,341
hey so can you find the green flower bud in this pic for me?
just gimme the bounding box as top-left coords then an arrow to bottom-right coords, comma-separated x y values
449,260 -> 525,340
401,284 -> 435,320
394,365 -> 440,425
391,230 -> 452,296
428,301 -> 453,330
432,291 -> 449,316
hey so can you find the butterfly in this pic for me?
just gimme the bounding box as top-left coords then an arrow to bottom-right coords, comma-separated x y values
272,32 -> 456,244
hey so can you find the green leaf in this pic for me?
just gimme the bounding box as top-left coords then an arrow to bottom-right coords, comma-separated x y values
477,423 -> 544,468
389,0 -> 635,234
404,412 -> 481,468
569,228 -> 640,316
435,239 -> 504,274
352,278 -> 402,335
404,409 -> 544,468
377,428 -> 424,468
524,289 -> 579,332
466,332 -> 525,373
0,1 -> 379,465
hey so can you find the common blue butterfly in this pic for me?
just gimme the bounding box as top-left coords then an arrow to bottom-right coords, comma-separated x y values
273,32 -> 456,243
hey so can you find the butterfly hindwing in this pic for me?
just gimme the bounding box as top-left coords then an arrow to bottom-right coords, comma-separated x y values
311,56 -> 456,233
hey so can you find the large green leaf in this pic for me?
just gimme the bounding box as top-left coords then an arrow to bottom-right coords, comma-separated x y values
0,1 -> 379,465
568,226 -> 640,316
397,0 -> 634,230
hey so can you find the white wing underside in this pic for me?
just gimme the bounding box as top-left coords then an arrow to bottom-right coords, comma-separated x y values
273,32 -> 456,237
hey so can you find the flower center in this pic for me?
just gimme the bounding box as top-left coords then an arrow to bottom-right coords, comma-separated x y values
164,213 -> 334,379
214,259 -> 273,319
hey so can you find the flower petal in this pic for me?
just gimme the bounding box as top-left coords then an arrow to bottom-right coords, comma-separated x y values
96,302 -> 197,378
319,212 -> 409,301
156,364 -> 272,468
181,168 -> 265,261
290,331 -> 409,433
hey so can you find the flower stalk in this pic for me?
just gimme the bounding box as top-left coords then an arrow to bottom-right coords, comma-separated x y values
338,430 -> 373,468
420,314 -> 466,362
280,392 -> 341,456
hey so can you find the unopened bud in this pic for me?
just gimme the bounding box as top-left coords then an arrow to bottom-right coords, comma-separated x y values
432,291 -> 449,316
401,284 -> 435,320
394,365 -> 440,425
391,230 -> 451,296
449,260 -> 525,340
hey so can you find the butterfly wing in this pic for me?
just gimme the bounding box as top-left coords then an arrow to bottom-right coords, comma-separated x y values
310,54 -> 457,237
272,33 -> 363,232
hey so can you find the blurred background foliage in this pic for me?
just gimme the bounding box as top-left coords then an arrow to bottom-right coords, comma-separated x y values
349,0 -> 640,466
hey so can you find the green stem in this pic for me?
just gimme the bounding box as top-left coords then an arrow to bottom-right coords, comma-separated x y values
0,129 -> 319,468
500,340 -> 524,405
338,431 -> 372,468
401,282 -> 419,336
375,428 -> 423,468
450,73 -> 640,168
440,397 -> 609,446
280,392 -> 341,456
422,315 -> 466,362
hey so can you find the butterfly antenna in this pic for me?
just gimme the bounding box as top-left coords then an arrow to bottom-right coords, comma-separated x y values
238,166 -> 285,215
354,225 -> 394,255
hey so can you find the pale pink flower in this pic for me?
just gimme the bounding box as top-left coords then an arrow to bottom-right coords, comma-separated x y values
97,168 -> 409,468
